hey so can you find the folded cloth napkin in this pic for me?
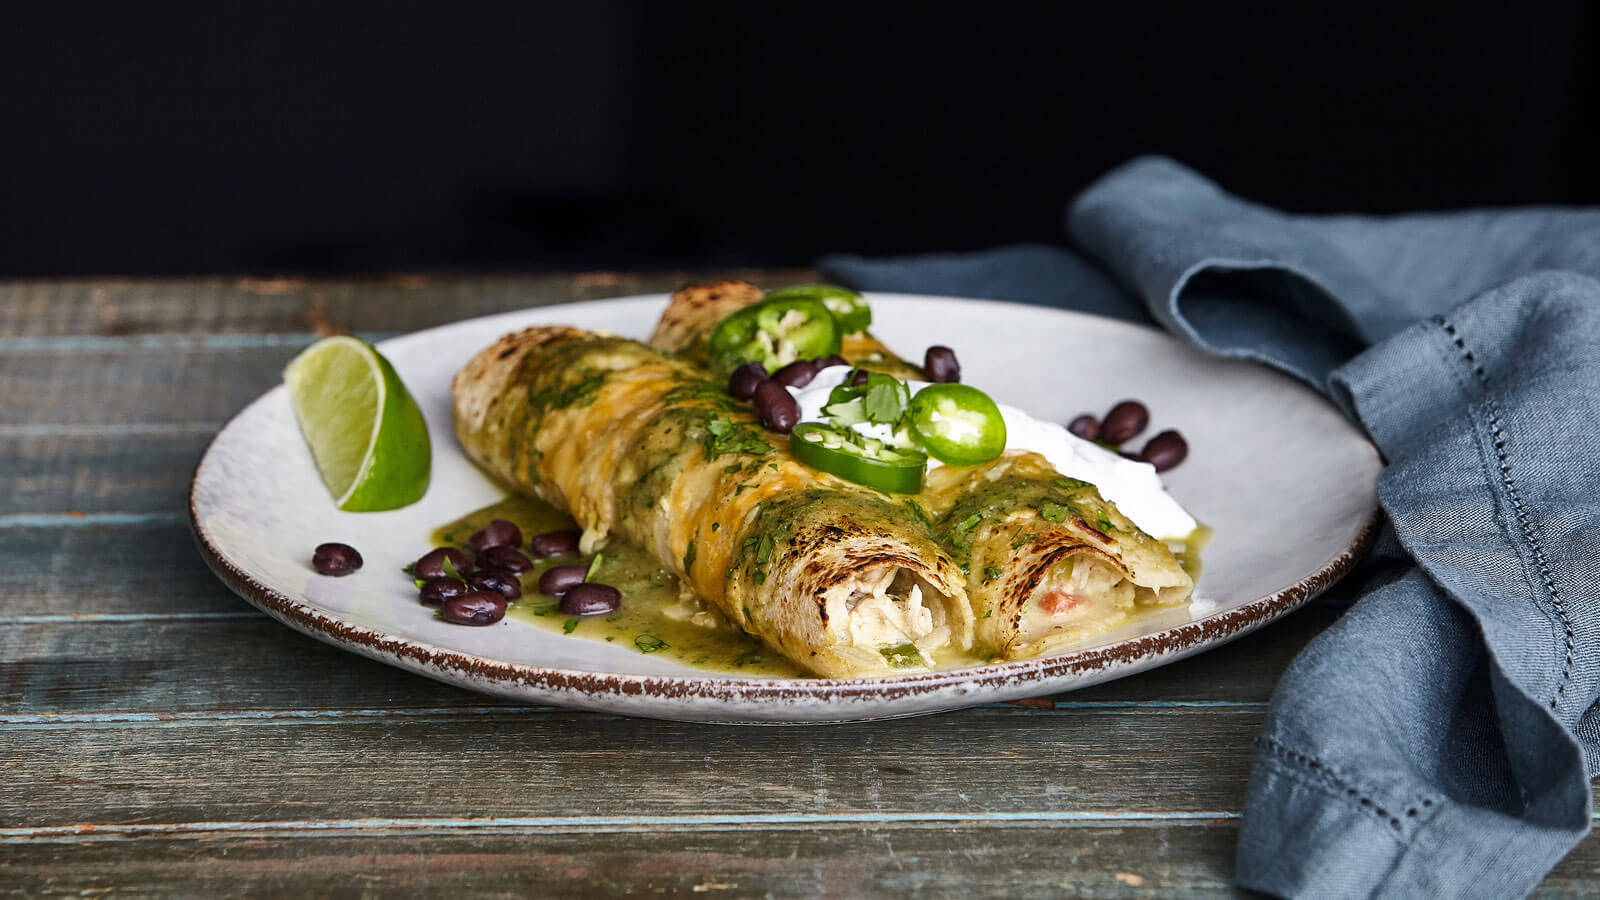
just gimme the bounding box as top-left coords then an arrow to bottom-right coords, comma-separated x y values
820,157 -> 1600,897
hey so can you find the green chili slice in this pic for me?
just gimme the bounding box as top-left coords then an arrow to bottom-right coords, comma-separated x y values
907,383 -> 1007,466
707,295 -> 842,376
762,283 -> 872,334
789,422 -> 927,494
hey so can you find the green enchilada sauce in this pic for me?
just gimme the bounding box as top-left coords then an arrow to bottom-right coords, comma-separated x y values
433,495 -> 804,677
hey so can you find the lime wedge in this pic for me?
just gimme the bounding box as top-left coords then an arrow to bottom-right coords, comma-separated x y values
283,336 -> 431,511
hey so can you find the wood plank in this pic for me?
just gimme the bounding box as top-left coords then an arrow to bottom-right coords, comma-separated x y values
0,822 -> 1241,897
0,271 -> 814,339
4,820 -> 1595,897
0,432 -> 207,515
0,707 -> 1260,827
1,347 -> 288,427
0,524 -> 243,618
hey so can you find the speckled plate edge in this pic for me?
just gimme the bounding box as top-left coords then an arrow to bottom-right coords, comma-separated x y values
189,299 -> 1382,725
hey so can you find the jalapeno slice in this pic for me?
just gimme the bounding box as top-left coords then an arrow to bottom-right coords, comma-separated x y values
907,384 -> 1008,466
789,422 -> 927,494
763,284 -> 872,335
707,296 -> 843,376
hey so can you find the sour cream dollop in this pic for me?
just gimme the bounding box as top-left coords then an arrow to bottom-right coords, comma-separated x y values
789,367 -> 1199,541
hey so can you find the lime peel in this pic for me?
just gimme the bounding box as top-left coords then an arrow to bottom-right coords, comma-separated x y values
283,336 -> 431,511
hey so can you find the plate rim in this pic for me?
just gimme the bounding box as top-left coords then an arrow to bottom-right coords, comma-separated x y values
189,292 -> 1382,707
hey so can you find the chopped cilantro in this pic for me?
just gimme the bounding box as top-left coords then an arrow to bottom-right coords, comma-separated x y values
983,609 -> 993,618
1055,477 -> 1092,490
879,643 -> 923,668
1011,532 -> 1039,550
541,374 -> 607,410
822,372 -> 910,428
585,553 -> 604,581
983,566 -> 1003,584
723,463 -> 743,474
862,376 -> 909,425
1096,509 -> 1114,532
562,618 -> 580,634
703,417 -> 774,460
711,522 -> 720,532
605,636 -> 615,642
635,634 -> 667,653
440,555 -> 463,582
904,500 -> 930,525
736,652 -> 765,667
755,534 -> 774,564
753,568 -> 767,585
664,381 -> 742,411
1038,501 -> 1070,523
682,540 -> 696,571
949,512 -> 984,548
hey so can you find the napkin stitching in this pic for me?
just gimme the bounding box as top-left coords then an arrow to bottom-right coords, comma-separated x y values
1436,315 -> 1576,712
1255,735 -> 1435,834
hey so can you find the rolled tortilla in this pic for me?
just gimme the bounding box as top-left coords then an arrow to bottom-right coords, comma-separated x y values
649,284 -> 1195,660
453,326 -> 973,677
923,452 -> 1193,659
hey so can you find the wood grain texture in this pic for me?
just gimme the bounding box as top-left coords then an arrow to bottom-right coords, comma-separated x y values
3,707 -> 1260,828
2,347 -> 289,427
0,823 -> 1241,897
0,272 -> 814,339
0,431 -> 207,515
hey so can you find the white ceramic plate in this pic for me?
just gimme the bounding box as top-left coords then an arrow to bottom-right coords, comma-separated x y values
191,294 -> 1380,724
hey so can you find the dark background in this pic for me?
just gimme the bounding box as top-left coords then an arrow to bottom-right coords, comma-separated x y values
1,2 -> 1594,276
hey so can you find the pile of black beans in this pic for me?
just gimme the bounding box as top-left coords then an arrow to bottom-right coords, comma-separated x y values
1068,400 -> 1188,472
728,354 -> 844,434
727,345 -> 961,435
401,519 -> 622,626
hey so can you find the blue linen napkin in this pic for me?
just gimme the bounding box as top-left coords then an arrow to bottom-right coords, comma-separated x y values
819,157 -> 1600,897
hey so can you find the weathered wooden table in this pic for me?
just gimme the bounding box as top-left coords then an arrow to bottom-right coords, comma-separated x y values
3,274 -> 1595,896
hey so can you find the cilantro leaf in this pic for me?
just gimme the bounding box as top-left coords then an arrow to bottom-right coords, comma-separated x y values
1038,501 -> 1070,523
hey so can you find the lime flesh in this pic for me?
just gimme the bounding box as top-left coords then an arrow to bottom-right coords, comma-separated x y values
283,336 -> 431,511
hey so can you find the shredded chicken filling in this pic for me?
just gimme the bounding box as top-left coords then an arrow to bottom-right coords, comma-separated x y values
1018,556 -> 1136,644
828,567 -> 951,665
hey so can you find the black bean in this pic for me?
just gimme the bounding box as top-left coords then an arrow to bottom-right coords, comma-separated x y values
1140,430 -> 1189,472
771,359 -> 819,389
1100,400 -> 1150,445
753,379 -> 800,434
440,591 -> 506,626
413,547 -> 472,580
560,583 -> 622,616
923,346 -> 960,383
477,545 -> 534,574
527,529 -> 582,558
467,519 -> 522,554
312,542 -> 363,576
728,362 -> 767,401
814,354 -> 849,370
1067,414 -> 1100,442
419,577 -> 469,606
849,368 -> 870,386
538,564 -> 590,597
470,568 -> 523,600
